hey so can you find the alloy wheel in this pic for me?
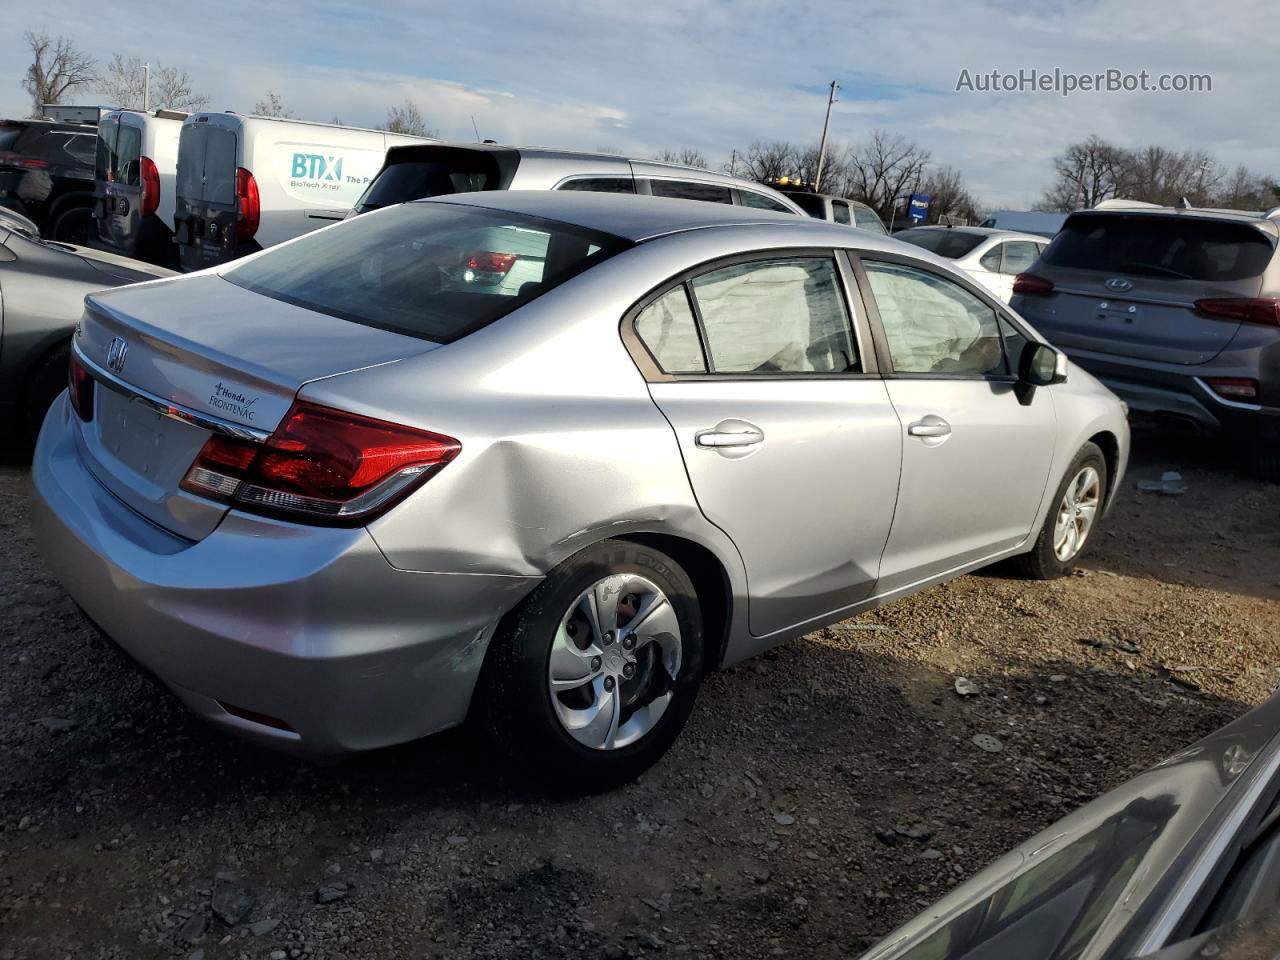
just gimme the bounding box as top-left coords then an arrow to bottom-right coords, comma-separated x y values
1053,465 -> 1101,562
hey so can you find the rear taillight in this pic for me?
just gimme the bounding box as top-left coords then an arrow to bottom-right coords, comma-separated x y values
1194,297 -> 1280,328
140,156 -> 160,217
67,353 -> 94,421
463,251 -> 518,284
1013,273 -> 1054,296
181,400 -> 461,523
1204,377 -> 1260,401
0,151 -> 49,170
235,167 -> 260,242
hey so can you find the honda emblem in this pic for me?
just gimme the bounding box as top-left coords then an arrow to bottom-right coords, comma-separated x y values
107,337 -> 129,374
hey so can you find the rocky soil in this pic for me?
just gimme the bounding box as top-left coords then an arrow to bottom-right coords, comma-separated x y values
1,425 -> 1278,960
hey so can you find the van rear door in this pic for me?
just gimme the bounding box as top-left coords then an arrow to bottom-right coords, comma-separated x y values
175,119 -> 240,271
96,114 -> 145,256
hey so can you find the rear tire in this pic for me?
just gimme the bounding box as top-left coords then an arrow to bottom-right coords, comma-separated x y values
1015,442 -> 1108,580
20,342 -> 70,442
477,539 -> 705,793
50,205 -> 91,245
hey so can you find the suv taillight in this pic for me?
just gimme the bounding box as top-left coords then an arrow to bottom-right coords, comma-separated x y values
181,400 -> 461,523
235,167 -> 260,242
140,156 -> 160,217
1194,297 -> 1280,328
1013,273 -> 1054,296
68,353 -> 94,421
1204,377 -> 1260,401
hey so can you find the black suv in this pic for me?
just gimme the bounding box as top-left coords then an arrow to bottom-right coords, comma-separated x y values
0,118 -> 97,244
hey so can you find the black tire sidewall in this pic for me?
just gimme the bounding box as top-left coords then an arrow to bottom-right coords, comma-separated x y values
480,539 -> 704,790
21,343 -> 70,441
1026,443 -> 1108,578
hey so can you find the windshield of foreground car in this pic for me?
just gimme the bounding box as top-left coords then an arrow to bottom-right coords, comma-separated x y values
225,202 -> 632,344
896,229 -> 986,259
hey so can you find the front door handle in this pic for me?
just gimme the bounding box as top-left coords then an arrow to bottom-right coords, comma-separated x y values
908,416 -> 952,439
695,426 -> 765,448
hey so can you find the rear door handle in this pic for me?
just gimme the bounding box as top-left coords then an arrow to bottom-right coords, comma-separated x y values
695,426 -> 764,448
908,416 -> 952,438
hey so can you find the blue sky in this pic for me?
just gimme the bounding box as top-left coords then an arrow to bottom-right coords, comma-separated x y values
4,0 -> 1277,207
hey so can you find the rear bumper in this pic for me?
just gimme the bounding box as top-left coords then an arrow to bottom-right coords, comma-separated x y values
1063,348 -> 1279,447
30,396 -> 540,756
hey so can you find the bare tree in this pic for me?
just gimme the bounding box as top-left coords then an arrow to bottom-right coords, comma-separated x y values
384,100 -> 435,138
253,91 -> 295,118
728,141 -> 799,183
918,165 -> 980,225
655,147 -> 707,169
1212,164 -> 1279,210
99,55 -> 208,112
22,30 -> 97,116
844,130 -> 931,223
1039,135 -> 1129,210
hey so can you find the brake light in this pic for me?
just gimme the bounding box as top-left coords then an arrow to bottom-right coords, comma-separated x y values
67,353 -> 94,421
1194,297 -> 1280,328
1204,377 -> 1260,401
235,167 -> 260,242
1013,273 -> 1054,296
181,400 -> 461,523
0,151 -> 49,170
467,251 -> 517,273
140,156 -> 160,217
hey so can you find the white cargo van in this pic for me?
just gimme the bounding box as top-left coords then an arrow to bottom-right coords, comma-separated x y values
173,113 -> 433,271
91,109 -> 186,268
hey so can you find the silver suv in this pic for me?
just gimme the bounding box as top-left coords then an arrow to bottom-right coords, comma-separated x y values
349,142 -> 806,217
1011,200 -> 1280,480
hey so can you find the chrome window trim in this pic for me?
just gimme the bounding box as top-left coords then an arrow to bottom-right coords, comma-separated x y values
72,341 -> 272,442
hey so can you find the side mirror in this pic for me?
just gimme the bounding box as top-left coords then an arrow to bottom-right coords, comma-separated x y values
1019,342 -> 1068,386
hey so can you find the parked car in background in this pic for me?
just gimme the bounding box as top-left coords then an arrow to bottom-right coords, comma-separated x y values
860,689 -> 1280,960
0,223 -> 173,441
1012,202 -> 1280,480
348,143 -> 806,219
173,112 -> 435,271
0,117 -> 97,243
32,192 -> 1126,790
980,209 -> 1068,238
779,189 -> 888,234
92,109 -> 187,268
897,225 -> 1048,302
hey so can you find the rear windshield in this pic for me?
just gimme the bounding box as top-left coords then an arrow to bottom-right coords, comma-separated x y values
353,149 -> 506,214
225,202 -> 632,344
177,124 -> 237,204
787,194 -> 826,219
896,229 -> 986,259
1042,213 -> 1275,282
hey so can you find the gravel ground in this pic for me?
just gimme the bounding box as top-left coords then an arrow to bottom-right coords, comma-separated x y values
1,425 -> 1278,960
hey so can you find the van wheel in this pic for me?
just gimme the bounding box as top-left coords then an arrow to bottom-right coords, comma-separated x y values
51,205 -> 91,245
20,342 -> 70,441
477,539 -> 704,793
1015,442 -> 1108,579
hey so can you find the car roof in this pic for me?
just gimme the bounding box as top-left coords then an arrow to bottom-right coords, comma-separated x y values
784,190 -> 876,210
1071,204 -> 1280,237
901,225 -> 1044,242
419,190 -> 925,252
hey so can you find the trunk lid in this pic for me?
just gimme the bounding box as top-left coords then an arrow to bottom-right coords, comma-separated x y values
74,273 -> 439,540
1017,212 -> 1275,365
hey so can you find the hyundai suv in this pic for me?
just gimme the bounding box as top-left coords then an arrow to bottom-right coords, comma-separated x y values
1011,201 -> 1280,480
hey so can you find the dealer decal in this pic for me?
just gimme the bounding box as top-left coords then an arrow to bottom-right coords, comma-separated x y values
207,381 -> 259,421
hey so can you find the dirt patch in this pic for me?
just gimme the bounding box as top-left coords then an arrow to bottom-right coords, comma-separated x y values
1,427 -> 1277,959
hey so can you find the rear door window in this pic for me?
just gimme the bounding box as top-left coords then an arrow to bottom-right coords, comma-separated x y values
832,201 -> 852,225
979,246 -> 1003,271
225,202 -> 631,344
853,207 -> 887,234
557,177 -> 636,194
176,123 -> 205,199
896,229 -> 987,259
688,257 -> 857,374
203,127 -> 237,205
634,286 -> 707,374
115,124 -> 142,187
1043,214 -> 1275,282
96,117 -> 119,180
648,179 -> 733,205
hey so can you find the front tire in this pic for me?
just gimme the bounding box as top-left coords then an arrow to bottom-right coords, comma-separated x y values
477,539 -> 705,792
1016,442 -> 1108,579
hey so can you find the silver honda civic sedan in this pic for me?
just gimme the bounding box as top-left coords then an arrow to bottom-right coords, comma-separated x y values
31,191 -> 1129,789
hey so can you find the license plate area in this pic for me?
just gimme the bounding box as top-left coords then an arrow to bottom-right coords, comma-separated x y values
93,387 -> 209,499
1097,299 -> 1138,324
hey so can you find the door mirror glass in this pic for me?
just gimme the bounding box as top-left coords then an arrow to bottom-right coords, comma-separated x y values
1020,342 -> 1068,386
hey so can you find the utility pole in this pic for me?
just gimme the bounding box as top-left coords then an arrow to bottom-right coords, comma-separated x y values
143,63 -> 150,111
814,80 -> 839,191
